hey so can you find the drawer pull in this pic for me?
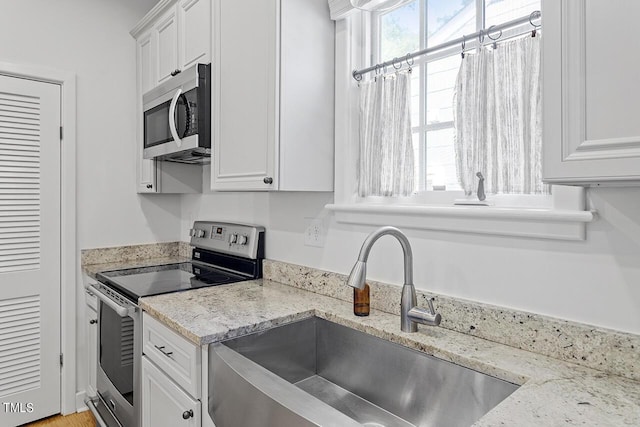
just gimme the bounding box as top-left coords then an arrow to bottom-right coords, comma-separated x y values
154,344 -> 173,358
182,409 -> 194,419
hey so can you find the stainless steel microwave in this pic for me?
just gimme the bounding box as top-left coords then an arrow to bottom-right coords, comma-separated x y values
143,63 -> 210,163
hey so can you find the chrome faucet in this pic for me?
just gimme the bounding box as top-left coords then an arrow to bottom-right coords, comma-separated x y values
346,226 -> 441,332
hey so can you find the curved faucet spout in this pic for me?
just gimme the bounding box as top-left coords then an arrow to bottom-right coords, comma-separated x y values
346,226 -> 442,332
354,226 -> 413,286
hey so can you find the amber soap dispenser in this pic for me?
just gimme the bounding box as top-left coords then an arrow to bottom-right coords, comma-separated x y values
353,283 -> 370,316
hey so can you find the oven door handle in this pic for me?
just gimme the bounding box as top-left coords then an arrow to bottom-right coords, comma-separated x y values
87,284 -> 135,317
168,88 -> 183,148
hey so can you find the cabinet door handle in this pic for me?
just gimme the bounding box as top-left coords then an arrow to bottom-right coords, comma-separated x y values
263,177 -> 273,184
171,69 -> 182,77
182,409 -> 194,420
146,184 -> 153,189
154,344 -> 173,358
89,319 -> 97,325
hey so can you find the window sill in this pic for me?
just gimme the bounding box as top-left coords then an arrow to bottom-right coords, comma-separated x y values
325,203 -> 596,240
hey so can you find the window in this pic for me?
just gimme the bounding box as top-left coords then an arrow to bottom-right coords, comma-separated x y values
327,0 -> 593,241
371,0 -> 541,193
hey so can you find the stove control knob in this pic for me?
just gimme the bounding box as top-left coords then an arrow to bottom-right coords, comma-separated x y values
196,229 -> 205,238
189,228 -> 197,237
238,235 -> 248,245
229,233 -> 238,244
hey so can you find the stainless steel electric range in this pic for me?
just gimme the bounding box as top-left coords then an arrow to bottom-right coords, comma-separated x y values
85,221 -> 265,427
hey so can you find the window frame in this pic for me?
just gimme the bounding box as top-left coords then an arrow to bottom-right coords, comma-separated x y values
369,0 -> 546,198
326,7 -> 594,241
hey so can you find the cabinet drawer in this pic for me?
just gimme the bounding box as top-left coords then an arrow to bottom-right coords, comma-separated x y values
142,313 -> 201,398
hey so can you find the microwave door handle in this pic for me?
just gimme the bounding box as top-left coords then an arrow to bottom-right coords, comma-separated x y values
169,88 -> 183,148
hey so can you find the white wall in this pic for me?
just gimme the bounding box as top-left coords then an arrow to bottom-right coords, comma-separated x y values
0,0 -> 183,408
182,188 -> 640,336
0,0 -> 183,250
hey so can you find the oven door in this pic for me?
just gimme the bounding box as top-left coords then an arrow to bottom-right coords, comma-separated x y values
87,284 -> 141,427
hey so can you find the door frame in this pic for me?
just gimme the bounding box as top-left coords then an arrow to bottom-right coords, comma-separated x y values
0,61 -> 77,415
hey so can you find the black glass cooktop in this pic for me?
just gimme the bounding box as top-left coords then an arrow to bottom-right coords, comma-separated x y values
97,262 -> 248,303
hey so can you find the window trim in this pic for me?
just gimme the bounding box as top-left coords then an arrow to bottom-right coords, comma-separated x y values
329,11 -> 595,241
326,203 -> 594,241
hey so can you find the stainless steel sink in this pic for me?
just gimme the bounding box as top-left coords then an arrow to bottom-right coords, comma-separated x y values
208,317 -> 518,427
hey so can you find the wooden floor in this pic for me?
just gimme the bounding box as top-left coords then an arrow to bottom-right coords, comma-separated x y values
23,411 -> 96,427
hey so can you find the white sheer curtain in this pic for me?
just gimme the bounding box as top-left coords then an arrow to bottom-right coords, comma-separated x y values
454,35 -> 546,195
358,72 -> 415,197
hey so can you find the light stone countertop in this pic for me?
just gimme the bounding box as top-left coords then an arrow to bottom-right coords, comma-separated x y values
139,279 -> 640,427
83,256 -> 190,280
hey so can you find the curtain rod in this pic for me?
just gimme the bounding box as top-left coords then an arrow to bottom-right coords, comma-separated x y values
352,10 -> 541,81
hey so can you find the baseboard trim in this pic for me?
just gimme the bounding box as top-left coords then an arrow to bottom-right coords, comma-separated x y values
75,391 -> 88,413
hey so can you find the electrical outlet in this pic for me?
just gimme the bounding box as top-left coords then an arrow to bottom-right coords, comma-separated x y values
304,217 -> 325,247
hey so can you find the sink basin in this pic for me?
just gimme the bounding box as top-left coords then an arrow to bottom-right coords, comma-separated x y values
208,317 -> 518,427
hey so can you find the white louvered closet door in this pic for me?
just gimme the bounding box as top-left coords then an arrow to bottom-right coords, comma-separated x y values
0,75 -> 61,426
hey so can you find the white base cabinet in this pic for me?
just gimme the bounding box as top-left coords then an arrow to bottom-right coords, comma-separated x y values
141,357 -> 201,427
142,313 -> 201,397
84,279 -> 98,397
211,0 -> 335,191
141,312 -> 203,427
542,0 -> 640,185
140,313 -> 219,427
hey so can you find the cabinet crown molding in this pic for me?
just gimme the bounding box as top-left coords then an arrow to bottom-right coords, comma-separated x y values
130,0 -> 175,38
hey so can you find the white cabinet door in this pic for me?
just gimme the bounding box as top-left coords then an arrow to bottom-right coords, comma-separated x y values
86,298 -> 98,396
211,0 -> 334,192
136,31 -> 157,193
155,7 -> 179,85
139,31 -> 156,94
141,357 -> 201,427
542,0 -> 640,184
179,0 -> 211,70
211,0 -> 278,191
278,0 -> 334,191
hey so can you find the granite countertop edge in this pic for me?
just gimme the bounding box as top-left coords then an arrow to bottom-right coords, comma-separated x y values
138,278 -> 640,427
82,255 -> 191,280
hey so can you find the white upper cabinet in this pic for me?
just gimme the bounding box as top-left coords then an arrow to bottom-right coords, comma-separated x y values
179,0 -> 211,70
152,0 -> 211,86
155,7 -> 179,84
211,0 -> 335,191
131,0 -> 211,194
136,30 -> 157,193
542,0 -> 640,184
139,31 -> 156,94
